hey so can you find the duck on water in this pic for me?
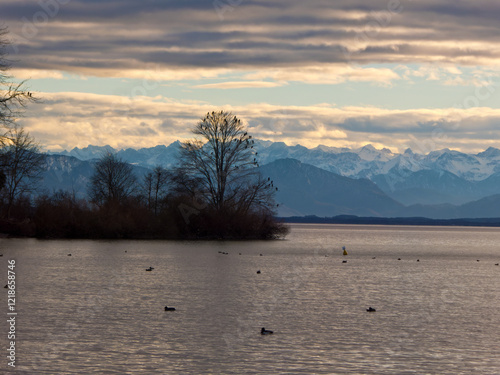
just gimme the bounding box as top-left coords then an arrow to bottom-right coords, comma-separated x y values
261,328 -> 273,335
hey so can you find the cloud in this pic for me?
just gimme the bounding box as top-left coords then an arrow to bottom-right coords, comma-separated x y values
3,0 -> 500,85
245,65 -> 401,85
10,69 -> 65,80
19,91 -> 500,154
193,81 -> 286,89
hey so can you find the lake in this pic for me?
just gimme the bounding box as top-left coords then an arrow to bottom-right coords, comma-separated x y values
1,224 -> 499,374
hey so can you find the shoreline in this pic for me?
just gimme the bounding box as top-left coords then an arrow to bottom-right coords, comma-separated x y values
281,215 -> 500,227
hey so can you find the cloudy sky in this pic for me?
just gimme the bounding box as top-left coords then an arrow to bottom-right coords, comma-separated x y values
2,0 -> 500,153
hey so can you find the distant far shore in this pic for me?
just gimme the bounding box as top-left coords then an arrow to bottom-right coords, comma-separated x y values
282,215 -> 500,227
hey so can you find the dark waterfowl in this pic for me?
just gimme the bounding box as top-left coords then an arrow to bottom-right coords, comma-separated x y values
342,260 -> 347,263
367,307 -> 376,312
256,270 -> 261,274
261,327 -> 273,335
146,267 -> 154,271
164,306 -> 176,311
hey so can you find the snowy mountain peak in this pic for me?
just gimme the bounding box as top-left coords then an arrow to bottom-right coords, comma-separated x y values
64,145 -> 116,160
360,144 -> 375,149
477,147 -> 500,159
354,144 -> 395,162
314,145 -> 350,154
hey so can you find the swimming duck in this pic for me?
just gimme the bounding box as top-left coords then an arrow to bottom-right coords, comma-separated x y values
146,267 -> 154,271
366,307 -> 376,312
256,270 -> 261,274
261,327 -> 273,335
164,306 -> 176,311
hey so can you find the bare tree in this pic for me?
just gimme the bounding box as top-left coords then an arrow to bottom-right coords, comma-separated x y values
234,175 -> 277,215
1,27 -> 39,207
1,27 -> 37,136
0,125 -> 46,218
176,110 -> 276,215
143,165 -> 169,215
89,152 -> 137,206
144,171 -> 154,209
0,170 -> 5,190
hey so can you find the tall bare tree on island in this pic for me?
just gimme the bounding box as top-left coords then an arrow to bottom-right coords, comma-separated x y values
174,110 -> 287,238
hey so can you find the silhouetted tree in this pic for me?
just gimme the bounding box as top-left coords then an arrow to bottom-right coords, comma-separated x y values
0,125 -> 46,218
176,110 -> 277,224
1,27 -> 37,134
0,170 -> 5,190
143,165 -> 169,215
89,152 -> 137,206
1,27 -> 39,206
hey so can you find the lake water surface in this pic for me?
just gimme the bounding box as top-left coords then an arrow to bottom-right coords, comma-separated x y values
1,224 -> 499,374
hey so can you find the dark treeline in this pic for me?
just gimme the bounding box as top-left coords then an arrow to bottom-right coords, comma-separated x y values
0,162 -> 288,240
25,189 -> 287,240
0,112 -> 289,240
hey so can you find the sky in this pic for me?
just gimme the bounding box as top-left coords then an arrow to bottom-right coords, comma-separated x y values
2,0 -> 500,153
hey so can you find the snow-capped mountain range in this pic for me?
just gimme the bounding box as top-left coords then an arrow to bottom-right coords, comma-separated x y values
52,141 -> 500,206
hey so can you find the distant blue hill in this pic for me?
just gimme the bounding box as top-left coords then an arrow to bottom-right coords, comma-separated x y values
259,158 -> 403,217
